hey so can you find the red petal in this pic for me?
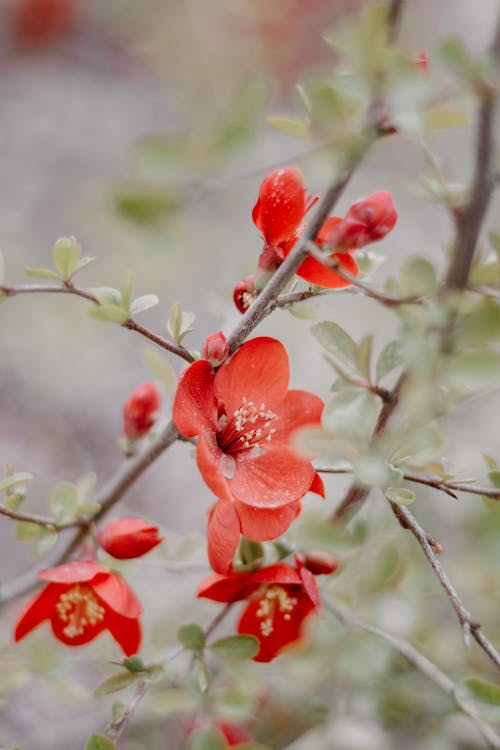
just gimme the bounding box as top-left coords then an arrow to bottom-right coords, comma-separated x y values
214,337 -> 289,417
316,215 -> 343,244
231,446 -> 314,508
38,560 -> 109,584
207,501 -> 241,574
272,390 -> 324,445
50,603 -> 107,647
234,498 -> 301,541
105,610 -> 142,656
297,561 -> 322,611
92,573 -> 143,618
173,360 -> 218,438
247,563 -> 302,586
296,251 -> 359,288
252,167 -> 306,245
238,588 -> 316,662
14,583 -> 62,641
309,471 -> 325,498
196,430 -> 232,501
197,571 -> 259,602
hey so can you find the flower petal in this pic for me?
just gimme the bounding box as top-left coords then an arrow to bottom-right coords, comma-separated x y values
207,500 -> 241,574
197,571 -> 259,602
196,430 -> 232,501
309,471 -> 325,498
92,573 -> 143,618
272,390 -> 324,445
14,583 -> 63,641
252,167 -> 306,245
105,610 -> 142,656
247,563 -> 302,586
296,251 -> 359,288
234,498 -> 301,541
214,337 -> 290,417
173,359 -> 218,438
231,446 -> 314,508
297,559 -> 322,611
38,560 -> 109,584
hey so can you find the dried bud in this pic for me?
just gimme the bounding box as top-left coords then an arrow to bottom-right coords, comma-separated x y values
326,191 -> 397,251
98,516 -> 163,559
123,381 -> 161,440
233,275 -> 257,314
201,330 -> 229,367
302,550 -> 339,576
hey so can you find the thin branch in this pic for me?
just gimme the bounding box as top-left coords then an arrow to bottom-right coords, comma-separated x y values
0,504 -> 80,531
124,318 -> 194,363
325,600 -> 500,749
390,500 -> 500,670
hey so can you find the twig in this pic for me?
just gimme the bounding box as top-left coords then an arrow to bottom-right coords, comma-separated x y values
0,504 -> 80,531
124,318 -> 194,363
325,600 -> 500,749
389,500 -> 500,670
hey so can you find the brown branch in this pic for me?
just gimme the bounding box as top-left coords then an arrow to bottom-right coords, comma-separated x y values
444,14 -> 500,291
124,318 -> 194,363
0,504 -> 80,531
389,500 -> 500,670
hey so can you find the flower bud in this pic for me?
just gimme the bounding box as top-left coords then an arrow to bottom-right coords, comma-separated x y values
252,166 -> 306,245
302,550 -> 339,576
98,516 -> 163,559
412,52 -> 429,72
326,191 -> 397,251
233,275 -> 257,314
123,381 -> 160,440
201,330 -> 229,367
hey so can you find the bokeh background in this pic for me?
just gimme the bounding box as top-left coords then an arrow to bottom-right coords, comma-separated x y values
0,0 -> 499,748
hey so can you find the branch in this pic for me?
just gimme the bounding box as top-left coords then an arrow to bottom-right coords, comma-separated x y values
389,500 -> 500,670
444,14 -> 500,291
0,504 -> 80,531
325,600 -> 500,749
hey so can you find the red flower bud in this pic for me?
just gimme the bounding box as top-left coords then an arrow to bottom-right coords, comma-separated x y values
412,52 -> 429,72
233,275 -> 257,314
326,191 -> 397,251
12,0 -> 78,51
123,381 -> 160,440
302,550 -> 339,576
201,330 -> 229,367
252,167 -> 306,246
98,517 -> 163,559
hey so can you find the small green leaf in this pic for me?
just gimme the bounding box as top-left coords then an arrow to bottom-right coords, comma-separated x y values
53,236 -> 82,279
167,304 -> 196,344
239,537 -> 264,565
356,335 -> 373,381
210,634 -> 259,660
122,656 -> 144,673
384,487 -> 416,505
323,390 -> 381,439
90,287 -> 122,306
0,472 -> 33,494
84,733 -> 117,750
469,261 -> 500,285
89,305 -> 129,324
25,267 -> 61,280
141,345 -> 177,396
445,350 -> 500,390
111,701 -> 126,721
177,623 -> 205,651
456,677 -> 500,722
393,426 -> 445,467
16,521 -> 46,541
482,453 -> 497,471
311,321 -> 358,370
94,671 -> 137,696
50,481 -> 78,523
71,256 -> 96,276
488,470 -> 500,488
144,664 -> 165,683
286,299 -> 321,320
187,727 -> 225,750
129,294 -> 159,317
266,115 -> 309,138
31,529 -> 58,558
121,272 -> 133,312
376,340 -> 403,382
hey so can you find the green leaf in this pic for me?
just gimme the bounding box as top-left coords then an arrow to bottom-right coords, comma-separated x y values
286,299 -> 321,320
53,236 -> 82,279
94,671 -> 137,696
122,656 -> 144,672
16,521 -> 46,541
323,390 -> 381,439
210,635 -> 259,660
167,303 -> 196,344
129,294 -> 159,317
398,257 -> 438,296
393,426 -> 445,467
239,537 -> 264,565
144,664 -> 165,683
311,321 -> 358,370
120,272 -> 133,312
384,487 -> 416,505
187,728 -> 226,750
89,305 -> 129,324
469,261 -> 500,285
141,345 -> 177,396
452,299 -> 500,347
25,267 -> 61,280
177,623 -> 205,651
0,472 -> 33,494
84,734 -> 117,750
488,470 -> 500,488
90,287 -> 122,306
266,115 -> 309,138
376,340 -> 403,382
482,453 -> 497,471
31,529 -> 57,558
456,677 -> 500,722
356,335 -> 373,381
50,481 -> 78,524
71,256 -> 96,276
445,350 -> 500,391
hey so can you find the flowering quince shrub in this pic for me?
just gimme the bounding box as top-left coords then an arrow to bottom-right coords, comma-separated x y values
2,4 -> 500,750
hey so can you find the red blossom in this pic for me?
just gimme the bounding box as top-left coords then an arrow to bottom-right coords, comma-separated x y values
325,190 -> 397,251
252,167 -> 308,246
201,330 -> 230,367
198,559 -> 322,662
14,560 -> 142,656
11,0 -> 78,51
123,381 -> 161,440
98,517 -> 163,559
233,275 -> 257,314
173,337 -> 324,573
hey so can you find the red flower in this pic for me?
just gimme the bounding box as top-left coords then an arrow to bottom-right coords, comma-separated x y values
173,337 -> 324,573
123,381 -> 161,440
201,330 -> 230,367
325,190 -> 397,251
11,0 -> 78,51
14,560 -> 142,656
252,167 -> 309,246
98,517 -> 163,559
198,559 -> 322,662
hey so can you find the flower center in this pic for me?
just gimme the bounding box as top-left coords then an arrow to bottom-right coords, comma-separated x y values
255,585 -> 297,637
55,584 -> 105,639
217,396 -> 277,454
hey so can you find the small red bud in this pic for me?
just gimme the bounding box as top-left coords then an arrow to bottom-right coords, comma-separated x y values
98,516 -> 163,559
327,191 -> 397,251
233,275 -> 257,314
412,52 -> 429,72
201,330 -> 229,367
302,550 -> 339,576
123,381 -> 161,440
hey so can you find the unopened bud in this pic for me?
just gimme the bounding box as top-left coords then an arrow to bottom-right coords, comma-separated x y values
201,330 -> 229,367
123,381 -> 161,440
302,550 -> 339,576
98,516 -> 163,559
326,191 -> 397,251
233,275 -> 257,314
412,52 -> 429,72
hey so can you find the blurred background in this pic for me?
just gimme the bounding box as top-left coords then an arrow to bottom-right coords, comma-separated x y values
0,0 -> 499,748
